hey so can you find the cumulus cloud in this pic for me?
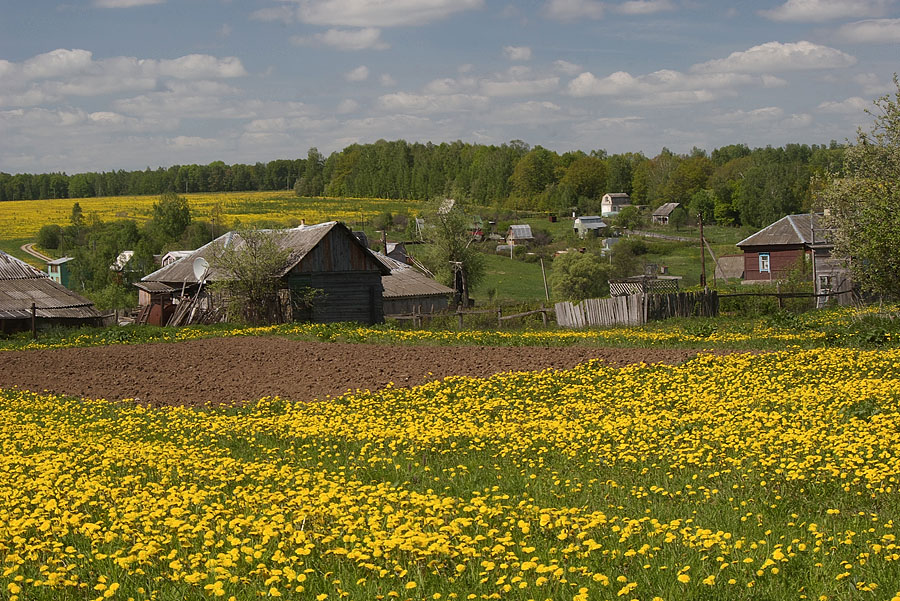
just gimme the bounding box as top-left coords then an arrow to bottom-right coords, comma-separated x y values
543,0 -> 604,21
23,49 -> 94,80
705,107 -> 785,125
336,99 -> 359,113
250,5 -> 298,23
503,46 -> 532,61
379,73 -> 396,86
487,101 -> 566,125
817,96 -> 870,113
614,0 -> 676,15
376,92 -> 489,114
692,41 -> 856,73
837,18 -> 900,43
480,77 -> 559,97
554,60 -> 582,75
345,65 -> 369,81
759,0 -> 893,22
296,0 -> 484,27
853,72 -> 895,95
292,27 -> 389,50
567,68 -> 754,105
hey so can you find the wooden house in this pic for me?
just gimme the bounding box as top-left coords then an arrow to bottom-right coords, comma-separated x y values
46,257 -> 74,288
139,221 -> 390,325
1,251 -> 101,333
737,214 -> 818,282
601,193 -> 631,217
651,203 -> 681,225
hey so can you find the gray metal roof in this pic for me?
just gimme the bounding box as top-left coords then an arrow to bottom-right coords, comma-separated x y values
47,256 -> 74,266
0,251 -> 100,319
142,221 -> 389,284
737,214 -> 823,248
375,252 -> 453,299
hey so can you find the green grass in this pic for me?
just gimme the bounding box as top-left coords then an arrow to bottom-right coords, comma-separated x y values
472,253 -> 549,303
0,237 -> 44,267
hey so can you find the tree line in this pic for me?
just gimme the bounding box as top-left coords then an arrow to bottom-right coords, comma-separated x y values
2,139 -> 845,229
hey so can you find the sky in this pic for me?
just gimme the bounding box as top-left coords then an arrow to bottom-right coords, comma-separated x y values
1,0 -> 898,174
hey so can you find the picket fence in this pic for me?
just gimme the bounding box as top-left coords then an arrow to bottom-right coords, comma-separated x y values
555,290 -> 718,328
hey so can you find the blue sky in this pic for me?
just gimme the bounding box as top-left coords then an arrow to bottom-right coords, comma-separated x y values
1,0 -> 898,173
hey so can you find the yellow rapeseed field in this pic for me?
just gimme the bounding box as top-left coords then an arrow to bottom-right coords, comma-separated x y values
2,348 -> 900,600
0,192 -> 413,240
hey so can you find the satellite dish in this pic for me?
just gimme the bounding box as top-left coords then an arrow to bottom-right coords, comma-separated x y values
192,257 -> 210,282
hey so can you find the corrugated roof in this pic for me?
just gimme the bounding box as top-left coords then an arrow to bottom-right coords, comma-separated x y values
375,252 -> 454,299
142,221 -> 389,284
575,216 -> 606,227
652,202 -> 681,217
0,252 -> 101,319
134,281 -> 176,293
737,214 -> 823,248
47,256 -> 74,266
0,251 -> 47,280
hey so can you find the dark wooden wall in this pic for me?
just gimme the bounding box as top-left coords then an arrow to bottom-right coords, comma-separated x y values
742,246 -> 807,281
288,272 -> 384,324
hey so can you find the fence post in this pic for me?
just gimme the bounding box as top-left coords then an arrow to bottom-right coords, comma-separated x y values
457,308 -> 464,330
497,307 -> 503,329
31,302 -> 37,340
541,305 -> 548,327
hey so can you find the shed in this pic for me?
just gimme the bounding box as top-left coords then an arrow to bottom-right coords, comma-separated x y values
385,242 -> 411,264
651,203 -> 681,225
601,193 -> 631,217
140,221 -> 390,325
375,253 -> 453,315
506,224 -> 534,246
573,216 -> 607,238
1,251 -> 101,333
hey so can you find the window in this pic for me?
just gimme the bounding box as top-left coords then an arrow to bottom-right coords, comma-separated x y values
759,253 -> 770,273
819,275 -> 833,291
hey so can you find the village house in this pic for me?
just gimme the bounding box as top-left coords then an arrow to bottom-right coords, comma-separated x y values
1,251 -> 101,334
46,256 -> 74,287
737,213 -> 853,304
138,221 -> 390,326
601,192 -> 631,217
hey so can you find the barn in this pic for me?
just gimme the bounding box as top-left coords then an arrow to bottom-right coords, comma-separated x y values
139,221 -> 390,325
1,251 -> 101,334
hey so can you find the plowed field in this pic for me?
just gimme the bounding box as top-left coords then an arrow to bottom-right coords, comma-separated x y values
0,337 -> 707,406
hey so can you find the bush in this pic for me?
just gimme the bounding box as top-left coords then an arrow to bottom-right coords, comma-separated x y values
36,224 -> 63,250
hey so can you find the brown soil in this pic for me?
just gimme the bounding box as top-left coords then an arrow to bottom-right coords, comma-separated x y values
0,337 -> 704,407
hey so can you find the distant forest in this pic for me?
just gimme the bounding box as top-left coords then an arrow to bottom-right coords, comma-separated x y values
0,139 -> 845,228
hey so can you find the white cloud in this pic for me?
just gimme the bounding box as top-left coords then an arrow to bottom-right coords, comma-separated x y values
567,69 -> 754,105
614,0 -> 676,15
23,49 -> 94,80
345,65 -> 369,81
837,18 -> 900,43
296,0 -> 484,27
554,60 -> 582,75
759,0 -> 893,22
705,107 -> 785,125
487,101 -> 566,125
817,96 -> 870,113
503,46 -> 532,61
853,72 -> 895,95
543,0 -> 604,21
692,41 -> 856,73
376,92 -> 489,114
250,5 -> 298,23
480,77 -> 559,97
379,73 -> 396,86
93,0 -> 165,7
168,136 -> 221,149
156,55 -> 247,79
292,28 -> 389,50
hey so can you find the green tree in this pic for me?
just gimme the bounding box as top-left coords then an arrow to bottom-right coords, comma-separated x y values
210,229 -> 294,325
70,202 -> 84,227
615,205 -> 645,231
558,156 -> 607,202
821,75 -> 900,297
150,192 -> 192,241
549,251 -> 610,301
419,198 -> 485,306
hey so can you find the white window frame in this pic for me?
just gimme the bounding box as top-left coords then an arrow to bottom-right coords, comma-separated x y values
759,253 -> 770,273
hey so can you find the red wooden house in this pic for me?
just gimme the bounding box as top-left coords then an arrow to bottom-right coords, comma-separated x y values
737,214 -> 820,282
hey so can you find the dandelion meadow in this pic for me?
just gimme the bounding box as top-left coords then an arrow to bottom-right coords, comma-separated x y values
2,347 -> 900,601
0,192 -> 411,239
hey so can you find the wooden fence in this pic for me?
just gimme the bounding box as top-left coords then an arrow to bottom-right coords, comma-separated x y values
555,290 -> 718,328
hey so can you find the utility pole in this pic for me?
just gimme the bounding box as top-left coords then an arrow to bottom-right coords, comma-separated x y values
698,212 -> 707,288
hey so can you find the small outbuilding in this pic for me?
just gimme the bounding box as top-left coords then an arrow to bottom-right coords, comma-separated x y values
651,203 -> 681,225
506,224 -> 534,246
1,251 -> 101,334
573,216 -> 607,238
46,257 -> 74,288
376,253 -> 453,315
